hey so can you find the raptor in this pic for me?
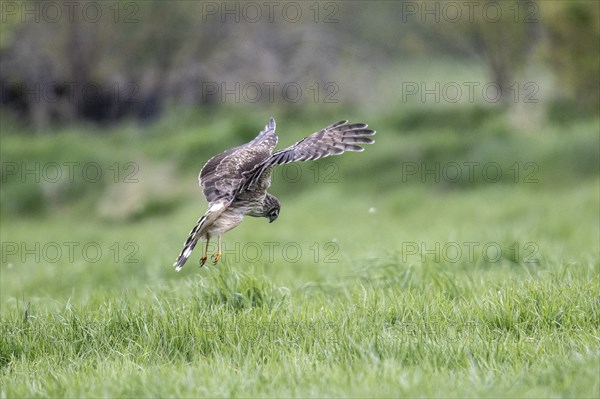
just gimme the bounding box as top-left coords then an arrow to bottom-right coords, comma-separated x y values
173,117 -> 375,271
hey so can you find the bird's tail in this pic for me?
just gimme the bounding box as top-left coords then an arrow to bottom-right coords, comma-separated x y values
173,213 -> 209,272
173,201 -> 228,272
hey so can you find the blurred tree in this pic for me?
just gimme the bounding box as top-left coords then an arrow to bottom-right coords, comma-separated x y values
0,4 -> 20,51
0,0 -> 347,128
417,0 -> 540,106
3,0 -> 596,128
539,1 -> 600,113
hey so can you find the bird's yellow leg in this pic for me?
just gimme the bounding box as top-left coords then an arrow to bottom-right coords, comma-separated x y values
212,236 -> 222,264
200,233 -> 210,267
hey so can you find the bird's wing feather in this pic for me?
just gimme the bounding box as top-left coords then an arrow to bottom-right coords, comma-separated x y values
240,120 -> 375,192
199,118 -> 277,204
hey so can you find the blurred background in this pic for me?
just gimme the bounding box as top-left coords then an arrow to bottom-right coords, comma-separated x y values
0,0 -> 598,296
1,0 -> 599,127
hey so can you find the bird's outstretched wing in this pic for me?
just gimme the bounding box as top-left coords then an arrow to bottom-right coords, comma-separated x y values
240,120 -> 376,191
199,117 -> 278,204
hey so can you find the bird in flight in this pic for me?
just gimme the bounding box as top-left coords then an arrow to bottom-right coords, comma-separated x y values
173,117 -> 376,271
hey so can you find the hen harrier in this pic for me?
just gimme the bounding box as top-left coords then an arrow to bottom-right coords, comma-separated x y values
173,117 -> 376,271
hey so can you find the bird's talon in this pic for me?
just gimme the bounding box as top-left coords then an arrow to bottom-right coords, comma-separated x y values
199,256 -> 207,267
211,253 -> 222,264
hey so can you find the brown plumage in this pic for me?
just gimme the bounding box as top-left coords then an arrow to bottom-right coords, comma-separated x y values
173,117 -> 376,271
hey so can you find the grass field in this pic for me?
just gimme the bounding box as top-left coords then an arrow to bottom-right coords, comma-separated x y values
1,107 -> 599,397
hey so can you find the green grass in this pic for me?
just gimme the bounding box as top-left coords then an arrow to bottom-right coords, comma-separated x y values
2,257 -> 598,397
1,107 -> 599,397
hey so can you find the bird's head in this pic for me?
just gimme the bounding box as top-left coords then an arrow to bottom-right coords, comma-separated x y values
264,193 -> 280,223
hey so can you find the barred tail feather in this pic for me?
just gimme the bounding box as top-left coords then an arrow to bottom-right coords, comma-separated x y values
173,201 -> 228,272
173,213 -> 208,272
